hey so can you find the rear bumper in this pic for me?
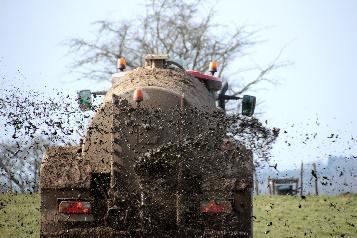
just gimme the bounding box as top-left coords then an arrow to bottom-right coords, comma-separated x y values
41,227 -> 250,238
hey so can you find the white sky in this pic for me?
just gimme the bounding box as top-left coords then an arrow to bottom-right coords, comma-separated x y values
1,0 -> 356,169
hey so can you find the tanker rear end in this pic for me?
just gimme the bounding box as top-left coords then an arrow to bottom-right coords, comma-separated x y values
40,55 -> 255,237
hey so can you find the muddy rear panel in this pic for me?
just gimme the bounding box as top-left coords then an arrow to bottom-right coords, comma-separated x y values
40,65 -> 254,237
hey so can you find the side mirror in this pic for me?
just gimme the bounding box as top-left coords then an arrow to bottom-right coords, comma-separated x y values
242,95 -> 256,116
78,90 -> 92,111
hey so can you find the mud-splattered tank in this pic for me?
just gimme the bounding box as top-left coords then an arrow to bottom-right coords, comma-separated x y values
40,54 -> 255,237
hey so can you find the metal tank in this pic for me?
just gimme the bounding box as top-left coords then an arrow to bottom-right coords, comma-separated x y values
40,54 -> 256,237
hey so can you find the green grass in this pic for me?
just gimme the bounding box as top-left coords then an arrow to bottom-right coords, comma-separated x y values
0,193 -> 356,237
253,194 -> 357,238
0,193 -> 40,238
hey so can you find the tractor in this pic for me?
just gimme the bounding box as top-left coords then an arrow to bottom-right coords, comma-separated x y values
40,54 -> 256,237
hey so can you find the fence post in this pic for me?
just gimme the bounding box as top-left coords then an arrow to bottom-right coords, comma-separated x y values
313,162 -> 319,195
254,171 -> 259,195
300,161 -> 304,196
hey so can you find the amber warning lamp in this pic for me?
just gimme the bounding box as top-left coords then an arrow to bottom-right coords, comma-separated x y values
133,88 -> 144,103
117,57 -> 126,71
209,60 -> 218,75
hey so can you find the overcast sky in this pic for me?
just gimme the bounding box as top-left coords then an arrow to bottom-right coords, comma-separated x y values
1,0 -> 356,169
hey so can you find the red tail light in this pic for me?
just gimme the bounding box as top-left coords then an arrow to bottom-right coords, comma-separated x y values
201,200 -> 232,213
58,201 -> 91,214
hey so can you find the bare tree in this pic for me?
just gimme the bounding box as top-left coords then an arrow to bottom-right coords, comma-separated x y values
66,0 -> 272,91
0,141 -> 30,193
0,138 -> 51,193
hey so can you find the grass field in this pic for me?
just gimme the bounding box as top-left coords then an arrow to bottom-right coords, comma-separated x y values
0,194 -> 356,237
253,195 -> 356,238
0,193 -> 40,238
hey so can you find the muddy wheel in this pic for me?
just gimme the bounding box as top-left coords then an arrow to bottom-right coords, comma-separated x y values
106,206 -> 126,230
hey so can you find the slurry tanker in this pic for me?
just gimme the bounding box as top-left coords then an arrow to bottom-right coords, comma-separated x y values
40,54 -> 256,237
